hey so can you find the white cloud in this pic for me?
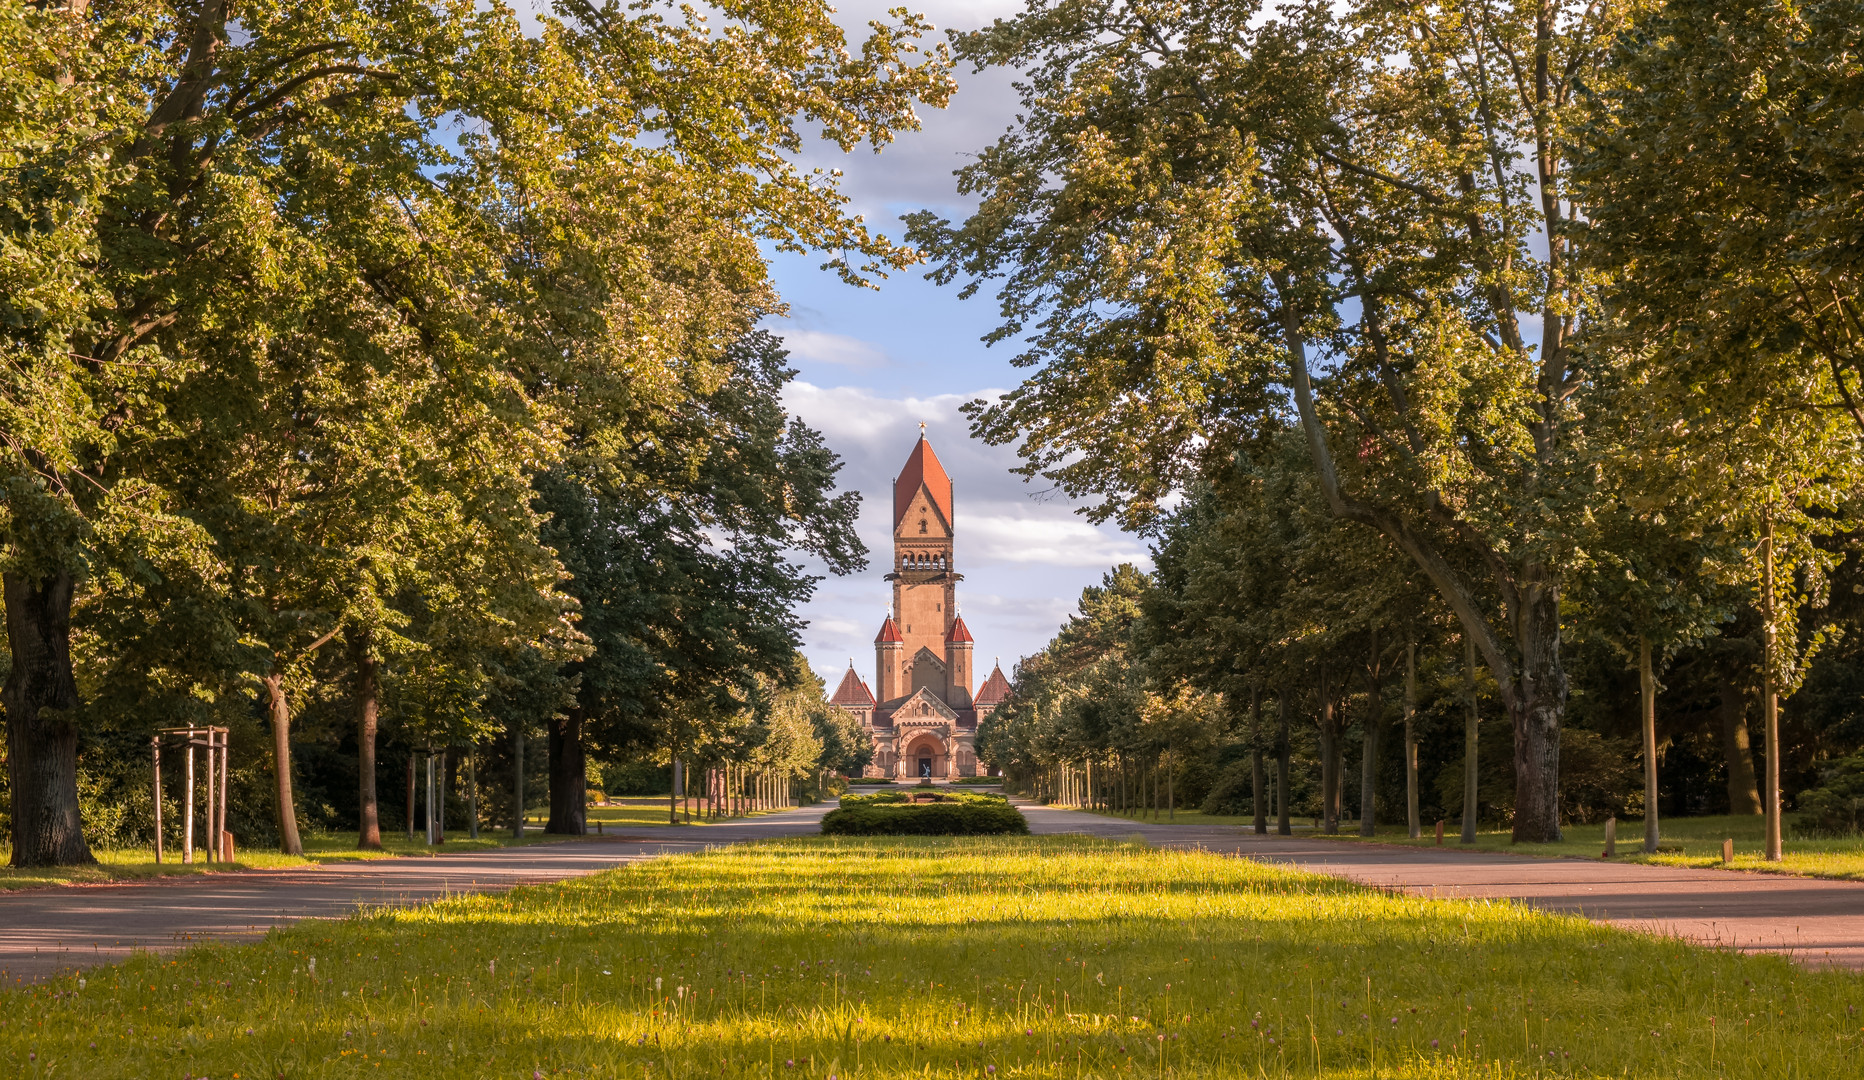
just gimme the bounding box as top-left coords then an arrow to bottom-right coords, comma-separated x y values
784,380 -> 1153,679
776,328 -> 892,369
965,514 -> 1147,567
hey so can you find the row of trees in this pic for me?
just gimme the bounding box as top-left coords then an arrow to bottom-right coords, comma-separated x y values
933,0 -> 1864,848
985,435 -> 1864,842
1,0 -> 943,865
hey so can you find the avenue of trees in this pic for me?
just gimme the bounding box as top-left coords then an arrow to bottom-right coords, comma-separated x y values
944,0 -> 1864,847
1,0 -> 940,865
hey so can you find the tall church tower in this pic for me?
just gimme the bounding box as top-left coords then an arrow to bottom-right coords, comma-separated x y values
832,429 -> 1004,779
885,431 -> 970,705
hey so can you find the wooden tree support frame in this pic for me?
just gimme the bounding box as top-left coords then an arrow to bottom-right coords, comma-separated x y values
152,726 -> 231,865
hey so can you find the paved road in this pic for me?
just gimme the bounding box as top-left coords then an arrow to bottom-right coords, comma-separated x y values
1022,804 -> 1864,970
0,805 -> 832,984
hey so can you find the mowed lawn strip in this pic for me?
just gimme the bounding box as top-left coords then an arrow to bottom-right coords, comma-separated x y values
1319,814 -> 1864,882
1078,806 -> 1864,884
4,836 -> 1860,1078
0,802 -> 766,891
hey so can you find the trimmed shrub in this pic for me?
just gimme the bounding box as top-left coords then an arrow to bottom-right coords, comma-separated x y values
820,801 -> 1029,836
839,790 -> 1009,809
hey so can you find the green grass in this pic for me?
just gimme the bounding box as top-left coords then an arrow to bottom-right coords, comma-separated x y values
1069,805 -> 1314,829
1075,804 -> 1864,883
0,800 -> 789,891
0,829 -> 557,891
6,835 -> 1861,1078
1321,814 -> 1864,882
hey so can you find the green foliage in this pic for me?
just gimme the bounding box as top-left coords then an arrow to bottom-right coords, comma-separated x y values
1792,756 -> 1864,838
838,790 -> 1007,808
1,0 -> 952,858
819,801 -> 1029,835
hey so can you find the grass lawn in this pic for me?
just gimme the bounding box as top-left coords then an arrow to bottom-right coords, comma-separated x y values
5,835 -> 1859,1078
1072,804 -> 1864,883
1319,814 -> 1864,882
1068,806 -> 1319,830
0,800 -> 797,891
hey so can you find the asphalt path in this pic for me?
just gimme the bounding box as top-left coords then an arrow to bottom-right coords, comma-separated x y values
0,805 -> 832,984
1021,803 -> 1864,970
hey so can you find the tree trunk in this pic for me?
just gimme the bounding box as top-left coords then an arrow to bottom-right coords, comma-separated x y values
1762,516 -> 1782,862
406,751 -> 416,841
1360,629 -> 1382,837
512,724 -> 525,838
545,709 -> 586,835
1404,639 -> 1420,839
1717,674 -> 1762,815
1509,569 -> 1566,842
354,640 -> 382,850
1317,667 -> 1339,834
467,748 -> 480,839
1250,688 -> 1267,835
1275,692 -> 1291,836
1461,634 -> 1480,845
1639,638 -> 1660,853
262,670 -> 303,856
2,570 -> 93,868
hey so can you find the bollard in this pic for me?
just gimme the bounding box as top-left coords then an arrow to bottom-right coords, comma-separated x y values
1434,819 -> 1444,845
1603,816 -> 1617,858
1722,838 -> 1734,865
220,830 -> 235,863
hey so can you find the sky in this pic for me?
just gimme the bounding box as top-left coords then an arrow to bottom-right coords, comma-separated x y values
767,1 -> 1154,688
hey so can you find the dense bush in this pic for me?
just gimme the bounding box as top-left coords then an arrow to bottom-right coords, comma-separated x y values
839,791 -> 1008,808
1201,761 -> 1256,817
1793,755 -> 1864,836
820,801 -> 1029,835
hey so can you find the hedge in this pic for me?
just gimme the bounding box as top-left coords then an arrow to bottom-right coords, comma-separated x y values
819,801 -> 1029,836
838,791 -> 1010,808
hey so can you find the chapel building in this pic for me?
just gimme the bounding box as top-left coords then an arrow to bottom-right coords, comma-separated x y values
829,433 -> 1011,778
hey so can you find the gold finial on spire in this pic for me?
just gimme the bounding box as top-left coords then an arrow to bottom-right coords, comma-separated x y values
919,420 -> 926,434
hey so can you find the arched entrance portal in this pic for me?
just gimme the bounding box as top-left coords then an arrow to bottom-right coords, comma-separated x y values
899,733 -> 947,779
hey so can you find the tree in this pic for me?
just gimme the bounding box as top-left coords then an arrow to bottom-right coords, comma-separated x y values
536,332 -> 866,834
1,0 -> 950,865
1576,0 -> 1864,435
914,0 -> 1631,841
1579,0 -> 1864,860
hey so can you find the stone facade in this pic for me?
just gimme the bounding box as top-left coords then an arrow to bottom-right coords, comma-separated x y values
828,434 -> 1011,778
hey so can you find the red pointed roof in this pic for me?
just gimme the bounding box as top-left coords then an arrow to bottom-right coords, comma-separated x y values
946,614 -> 974,643
830,666 -> 876,706
893,436 -> 953,530
974,662 -> 1012,705
874,615 -> 903,644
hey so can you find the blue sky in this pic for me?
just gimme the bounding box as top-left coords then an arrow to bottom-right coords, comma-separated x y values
768,1 -> 1152,689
